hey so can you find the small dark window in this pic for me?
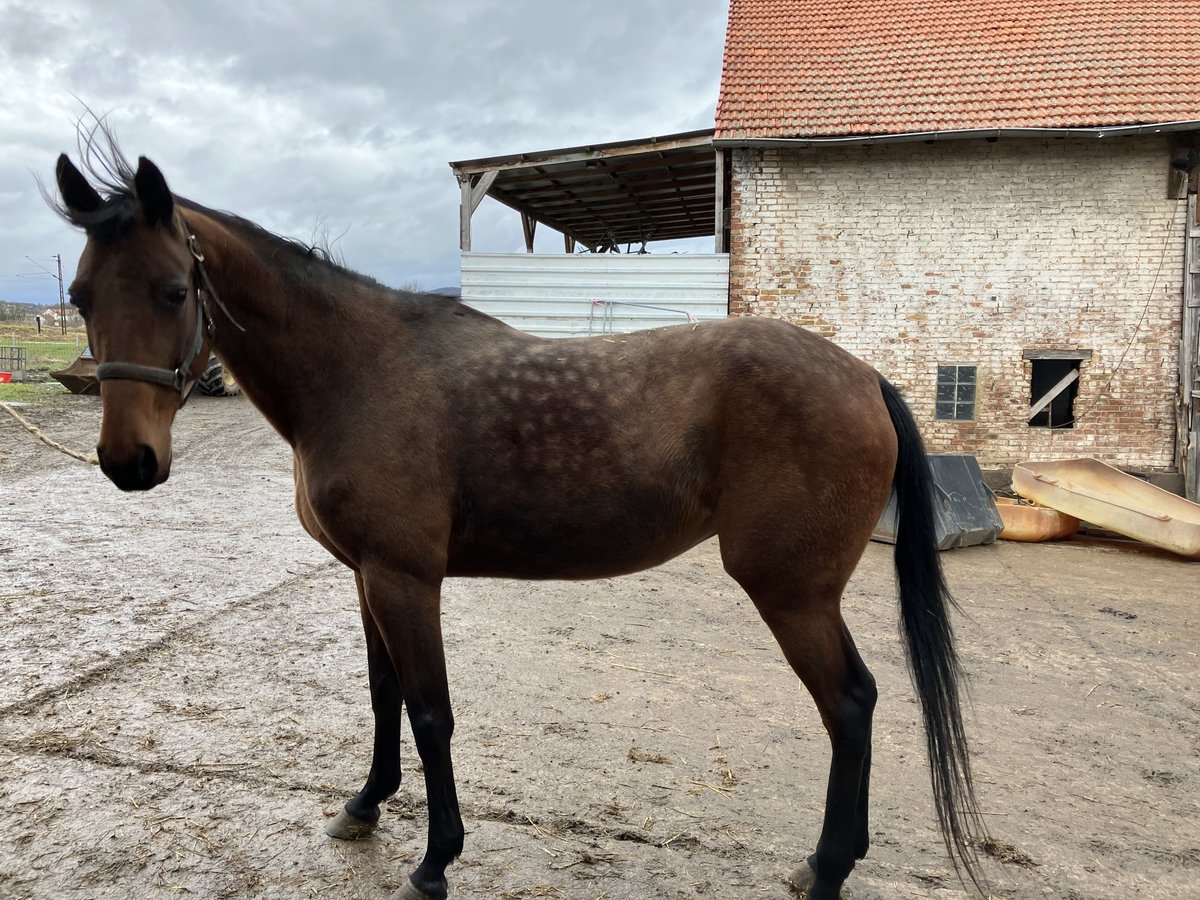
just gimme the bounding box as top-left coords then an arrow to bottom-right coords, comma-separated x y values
935,365 -> 977,421
1028,359 -> 1081,428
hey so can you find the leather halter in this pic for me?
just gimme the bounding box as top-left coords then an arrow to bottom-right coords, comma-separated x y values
95,233 -> 227,403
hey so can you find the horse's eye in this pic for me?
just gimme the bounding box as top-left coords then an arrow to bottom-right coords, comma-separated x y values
164,286 -> 189,307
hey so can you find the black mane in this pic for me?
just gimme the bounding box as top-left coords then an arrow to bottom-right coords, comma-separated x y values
177,198 -> 388,296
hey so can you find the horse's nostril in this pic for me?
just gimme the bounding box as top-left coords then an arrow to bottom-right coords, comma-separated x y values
135,445 -> 158,485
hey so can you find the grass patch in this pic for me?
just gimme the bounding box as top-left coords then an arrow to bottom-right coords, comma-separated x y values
1,324 -> 87,373
0,381 -> 72,403
3,341 -> 83,372
1,323 -> 86,342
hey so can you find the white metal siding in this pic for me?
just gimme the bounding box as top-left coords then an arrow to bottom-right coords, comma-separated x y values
460,253 -> 730,337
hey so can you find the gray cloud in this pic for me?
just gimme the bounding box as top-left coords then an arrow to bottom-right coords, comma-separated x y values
1,1 -> 727,303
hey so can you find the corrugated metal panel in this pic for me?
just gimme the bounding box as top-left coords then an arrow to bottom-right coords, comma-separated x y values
461,253 -> 730,337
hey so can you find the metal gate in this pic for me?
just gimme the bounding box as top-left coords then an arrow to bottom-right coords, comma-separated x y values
0,347 -> 27,381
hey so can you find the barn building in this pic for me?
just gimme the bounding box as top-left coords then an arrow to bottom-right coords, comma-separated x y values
452,0 -> 1200,500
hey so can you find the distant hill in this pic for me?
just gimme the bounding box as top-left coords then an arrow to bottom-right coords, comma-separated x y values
0,300 -> 47,322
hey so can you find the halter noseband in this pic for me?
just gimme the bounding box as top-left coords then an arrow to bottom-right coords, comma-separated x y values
95,233 -> 227,403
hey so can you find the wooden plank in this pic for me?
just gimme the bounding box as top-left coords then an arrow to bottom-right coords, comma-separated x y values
552,210 -> 714,232
489,152 -> 714,187
511,201 -> 706,231
1169,167 -> 1189,200
469,171 -> 498,214
450,131 -> 714,176
521,213 -> 537,254
1184,196 -> 1199,501
480,190 -> 713,247
714,149 -> 725,253
1021,349 -> 1093,360
501,173 -> 717,208
504,197 -> 714,229
508,166 -> 718,192
1027,368 -> 1079,420
532,196 -> 715,223
514,186 -> 718,214
459,177 -> 472,252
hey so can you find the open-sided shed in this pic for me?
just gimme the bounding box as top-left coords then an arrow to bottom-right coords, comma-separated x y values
449,130 -> 730,337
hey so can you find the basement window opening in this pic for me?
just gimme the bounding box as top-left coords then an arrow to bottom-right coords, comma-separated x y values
935,364 -> 977,421
1027,357 -> 1083,428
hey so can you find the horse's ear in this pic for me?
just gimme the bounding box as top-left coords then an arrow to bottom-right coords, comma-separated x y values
134,156 -> 174,227
56,154 -> 101,214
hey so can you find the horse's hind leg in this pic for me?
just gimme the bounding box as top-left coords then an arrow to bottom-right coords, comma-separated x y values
327,572 -> 405,840
855,743 -> 872,861
723,547 -> 877,899
774,608 -> 876,899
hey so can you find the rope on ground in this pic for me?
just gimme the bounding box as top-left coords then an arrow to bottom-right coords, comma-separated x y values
0,401 -> 99,466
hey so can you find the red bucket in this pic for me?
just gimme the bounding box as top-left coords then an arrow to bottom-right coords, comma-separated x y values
0,373 -> 11,384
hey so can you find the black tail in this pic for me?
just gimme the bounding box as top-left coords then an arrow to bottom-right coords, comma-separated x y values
879,376 -> 986,892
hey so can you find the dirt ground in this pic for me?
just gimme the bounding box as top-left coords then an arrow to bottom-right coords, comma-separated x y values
1,394 -> 1197,900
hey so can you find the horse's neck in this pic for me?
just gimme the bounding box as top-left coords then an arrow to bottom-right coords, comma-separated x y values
187,213 -> 377,446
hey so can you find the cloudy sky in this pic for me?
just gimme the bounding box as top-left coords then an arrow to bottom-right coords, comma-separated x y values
0,0 -> 729,306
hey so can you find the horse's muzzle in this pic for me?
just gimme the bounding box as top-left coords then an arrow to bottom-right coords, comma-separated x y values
97,444 -> 169,492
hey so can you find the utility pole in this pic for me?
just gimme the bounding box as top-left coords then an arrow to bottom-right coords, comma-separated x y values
55,254 -> 66,335
22,254 -> 68,332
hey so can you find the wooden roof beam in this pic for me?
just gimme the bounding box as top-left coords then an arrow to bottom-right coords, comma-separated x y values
458,170 -> 498,251
450,129 -> 714,176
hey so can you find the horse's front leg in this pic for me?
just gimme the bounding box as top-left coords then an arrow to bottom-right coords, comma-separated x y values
296,465 -> 406,842
361,562 -> 463,900
326,572 -> 405,840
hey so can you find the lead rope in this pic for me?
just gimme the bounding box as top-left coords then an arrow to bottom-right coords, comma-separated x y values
0,401 -> 99,466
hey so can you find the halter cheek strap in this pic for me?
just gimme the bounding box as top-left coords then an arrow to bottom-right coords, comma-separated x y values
94,233 -> 240,403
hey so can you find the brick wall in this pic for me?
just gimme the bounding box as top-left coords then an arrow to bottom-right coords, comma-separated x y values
728,137 -> 1186,471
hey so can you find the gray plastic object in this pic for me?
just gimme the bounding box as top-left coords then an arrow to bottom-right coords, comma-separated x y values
873,453 -> 1003,550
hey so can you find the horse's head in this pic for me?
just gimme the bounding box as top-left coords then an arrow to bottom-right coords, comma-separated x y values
55,154 -> 211,491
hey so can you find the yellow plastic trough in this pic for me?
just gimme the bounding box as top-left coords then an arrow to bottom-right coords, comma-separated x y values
1012,459 -> 1200,560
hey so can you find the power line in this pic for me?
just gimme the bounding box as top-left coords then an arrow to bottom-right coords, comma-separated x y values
19,254 -> 69,334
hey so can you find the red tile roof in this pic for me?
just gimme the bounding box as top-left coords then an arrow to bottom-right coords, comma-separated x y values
717,0 -> 1200,140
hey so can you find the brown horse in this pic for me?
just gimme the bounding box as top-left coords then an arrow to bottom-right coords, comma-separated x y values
51,142 -> 985,899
